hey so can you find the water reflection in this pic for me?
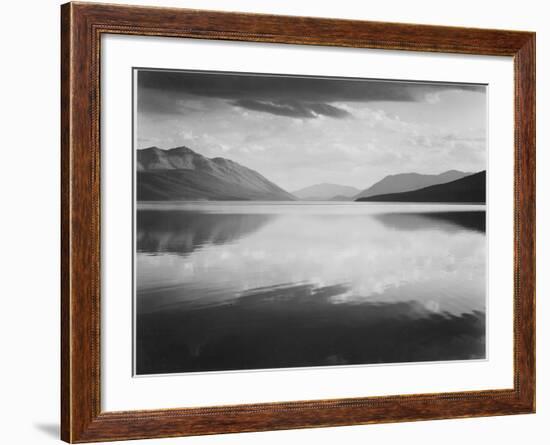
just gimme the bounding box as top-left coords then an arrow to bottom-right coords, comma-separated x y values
375,211 -> 485,233
137,210 -> 276,255
136,203 -> 486,375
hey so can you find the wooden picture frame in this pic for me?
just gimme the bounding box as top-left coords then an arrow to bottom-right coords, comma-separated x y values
61,2 -> 535,442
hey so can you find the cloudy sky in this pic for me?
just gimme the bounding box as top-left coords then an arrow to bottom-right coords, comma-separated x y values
136,69 -> 486,191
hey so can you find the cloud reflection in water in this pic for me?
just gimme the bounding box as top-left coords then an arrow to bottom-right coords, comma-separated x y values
136,203 -> 486,374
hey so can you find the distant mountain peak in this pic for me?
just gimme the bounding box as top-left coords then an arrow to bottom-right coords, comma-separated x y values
292,183 -> 360,201
354,170 -> 472,200
440,169 -> 463,175
318,182 -> 350,187
386,172 -> 421,178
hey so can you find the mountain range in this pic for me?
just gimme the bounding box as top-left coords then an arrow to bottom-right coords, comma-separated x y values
136,146 -> 485,203
137,147 -> 295,201
291,183 -> 360,201
356,171 -> 486,203
353,170 -> 472,200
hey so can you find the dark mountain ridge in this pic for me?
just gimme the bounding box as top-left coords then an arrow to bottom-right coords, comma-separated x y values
137,146 -> 295,201
356,171 -> 486,203
354,170 -> 472,200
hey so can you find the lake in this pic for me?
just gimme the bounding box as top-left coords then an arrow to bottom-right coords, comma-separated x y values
135,202 -> 486,375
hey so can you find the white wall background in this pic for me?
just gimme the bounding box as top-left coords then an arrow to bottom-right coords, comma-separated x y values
0,1 -> 545,444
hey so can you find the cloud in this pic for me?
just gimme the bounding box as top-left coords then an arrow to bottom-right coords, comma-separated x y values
136,71 -> 487,189
138,88 -> 212,115
233,99 -> 351,119
425,92 -> 441,104
137,70 -> 486,119
440,133 -> 486,143
309,103 -> 351,118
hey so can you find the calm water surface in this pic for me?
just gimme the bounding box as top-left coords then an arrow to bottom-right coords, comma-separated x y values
136,202 -> 486,375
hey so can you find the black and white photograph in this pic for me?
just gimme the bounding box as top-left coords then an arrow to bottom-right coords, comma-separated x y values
134,69 -> 487,375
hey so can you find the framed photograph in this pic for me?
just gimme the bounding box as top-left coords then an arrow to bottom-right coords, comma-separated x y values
61,2 -> 535,442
